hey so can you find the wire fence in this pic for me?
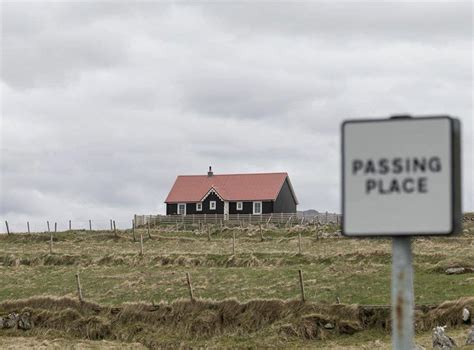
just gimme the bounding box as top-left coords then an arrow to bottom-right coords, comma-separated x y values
1,219 -> 134,235
1,212 -> 341,235
134,212 -> 342,227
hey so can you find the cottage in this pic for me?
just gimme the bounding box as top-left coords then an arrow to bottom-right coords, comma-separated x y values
165,167 -> 298,216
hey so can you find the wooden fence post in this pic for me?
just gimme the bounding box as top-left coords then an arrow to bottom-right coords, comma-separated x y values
47,221 -> 50,232
5,221 -> 10,235
69,220 -> 71,231
298,233 -> 302,255
186,272 -> 195,302
75,271 -> 84,303
89,220 -> 92,231
147,220 -> 151,239
232,232 -> 236,255
259,223 -> 264,242
139,231 -> 144,256
266,214 -> 272,228
113,220 -> 117,237
27,221 -> 30,234
49,230 -> 53,254
325,211 -> 328,224
207,225 -> 211,241
54,222 -> 57,233
132,220 -> 136,242
298,269 -> 305,302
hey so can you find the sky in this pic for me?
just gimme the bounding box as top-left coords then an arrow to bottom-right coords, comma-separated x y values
0,1 -> 472,231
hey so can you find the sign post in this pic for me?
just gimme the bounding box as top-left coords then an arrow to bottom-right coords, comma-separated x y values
341,115 -> 461,349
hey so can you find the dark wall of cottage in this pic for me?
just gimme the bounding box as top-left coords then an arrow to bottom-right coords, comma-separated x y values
228,201 -> 273,214
274,178 -> 297,213
200,192 -> 224,214
166,192 -> 224,215
167,203 -> 177,215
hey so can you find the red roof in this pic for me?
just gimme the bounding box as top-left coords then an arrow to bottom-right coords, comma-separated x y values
165,172 -> 297,204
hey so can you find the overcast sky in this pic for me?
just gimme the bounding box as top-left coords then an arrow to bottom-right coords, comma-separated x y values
0,1 -> 472,231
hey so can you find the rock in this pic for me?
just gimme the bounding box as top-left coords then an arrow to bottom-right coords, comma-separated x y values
323,322 -> 334,329
18,312 -> 32,330
1,313 -> 19,329
463,307 -> 471,323
445,267 -> 465,275
432,326 -> 456,349
414,344 -> 426,350
466,326 -> 474,345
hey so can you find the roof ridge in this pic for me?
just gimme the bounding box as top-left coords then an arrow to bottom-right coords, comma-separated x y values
177,172 -> 288,177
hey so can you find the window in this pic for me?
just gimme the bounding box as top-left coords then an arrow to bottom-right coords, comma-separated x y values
253,201 -> 262,215
210,201 -> 216,210
236,202 -> 243,210
177,203 -> 186,215
196,203 -> 202,211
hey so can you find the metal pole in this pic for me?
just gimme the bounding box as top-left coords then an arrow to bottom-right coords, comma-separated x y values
391,237 -> 414,350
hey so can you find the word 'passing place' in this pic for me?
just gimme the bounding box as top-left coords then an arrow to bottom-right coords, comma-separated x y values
351,156 -> 442,194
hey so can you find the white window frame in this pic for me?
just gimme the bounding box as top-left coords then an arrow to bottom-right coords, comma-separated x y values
196,203 -> 202,211
236,202 -> 243,211
210,201 -> 216,210
177,203 -> 186,215
253,201 -> 262,215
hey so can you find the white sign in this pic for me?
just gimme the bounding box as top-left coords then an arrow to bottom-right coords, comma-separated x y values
342,116 -> 461,236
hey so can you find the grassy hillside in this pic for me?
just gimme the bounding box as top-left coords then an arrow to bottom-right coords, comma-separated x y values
0,218 -> 473,348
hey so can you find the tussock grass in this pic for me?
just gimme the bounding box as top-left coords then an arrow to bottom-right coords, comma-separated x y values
1,296 -> 472,348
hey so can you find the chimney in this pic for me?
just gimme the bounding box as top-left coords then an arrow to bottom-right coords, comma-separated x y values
208,166 -> 213,176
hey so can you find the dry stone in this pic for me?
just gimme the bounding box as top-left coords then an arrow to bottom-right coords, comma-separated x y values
445,267 -> 465,275
466,326 -> 474,345
0,312 -> 32,330
1,313 -> 19,329
432,326 -> 456,349
18,312 -> 32,330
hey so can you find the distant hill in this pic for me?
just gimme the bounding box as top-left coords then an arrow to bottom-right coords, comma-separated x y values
298,209 -> 320,217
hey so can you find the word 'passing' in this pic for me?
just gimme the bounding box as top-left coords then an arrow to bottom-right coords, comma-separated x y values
352,156 -> 442,194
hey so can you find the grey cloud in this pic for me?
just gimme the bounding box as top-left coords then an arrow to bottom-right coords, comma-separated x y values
198,2 -> 472,41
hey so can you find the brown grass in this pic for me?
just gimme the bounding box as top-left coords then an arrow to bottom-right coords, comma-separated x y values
1,296 -> 472,348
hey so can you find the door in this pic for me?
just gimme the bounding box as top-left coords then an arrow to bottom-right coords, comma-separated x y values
224,201 -> 229,220
177,203 -> 186,216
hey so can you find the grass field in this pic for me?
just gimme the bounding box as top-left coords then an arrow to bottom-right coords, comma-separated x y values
0,217 -> 473,348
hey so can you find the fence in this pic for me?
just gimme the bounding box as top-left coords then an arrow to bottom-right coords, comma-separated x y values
134,212 -> 342,228
1,219 -> 133,235
0,213 -> 341,235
